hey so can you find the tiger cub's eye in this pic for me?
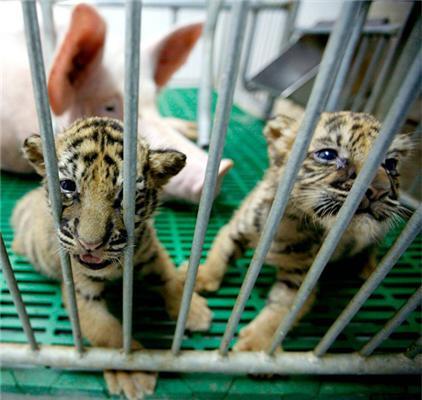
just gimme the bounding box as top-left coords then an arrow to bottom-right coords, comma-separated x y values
384,158 -> 398,172
60,179 -> 76,193
314,149 -> 338,163
383,158 -> 399,176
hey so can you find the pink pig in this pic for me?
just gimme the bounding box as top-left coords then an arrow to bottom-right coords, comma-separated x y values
1,3 -> 233,203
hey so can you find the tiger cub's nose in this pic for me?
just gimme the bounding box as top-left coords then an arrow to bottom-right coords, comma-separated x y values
366,168 -> 391,201
79,238 -> 103,251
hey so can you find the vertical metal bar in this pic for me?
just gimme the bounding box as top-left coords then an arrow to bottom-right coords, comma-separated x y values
171,0 -> 249,355
362,0 -> 418,116
21,0 -> 83,354
219,1 -> 364,356
170,6 -> 179,25
363,38 -> 396,114
279,0 -> 300,49
0,235 -> 38,351
263,94 -> 276,119
240,8 -> 258,90
400,191 -> 421,211
360,287 -> 422,357
376,16 -> 421,120
326,1 -> 370,112
338,37 -> 369,110
122,0 -> 142,355
269,47 -> 422,355
39,0 -> 57,67
351,36 -> 387,112
197,0 -> 222,148
314,205 -> 422,357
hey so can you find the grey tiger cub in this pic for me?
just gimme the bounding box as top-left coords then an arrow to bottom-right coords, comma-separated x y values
12,117 -> 211,399
182,111 -> 412,352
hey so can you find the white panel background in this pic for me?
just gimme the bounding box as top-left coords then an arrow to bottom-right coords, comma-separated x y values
1,1 -> 406,117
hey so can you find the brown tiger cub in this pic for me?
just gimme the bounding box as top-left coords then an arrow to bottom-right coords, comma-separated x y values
11,117 -> 212,399
183,111 -> 412,352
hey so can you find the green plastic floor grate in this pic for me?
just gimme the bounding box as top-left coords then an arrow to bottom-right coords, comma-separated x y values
1,88 -> 421,398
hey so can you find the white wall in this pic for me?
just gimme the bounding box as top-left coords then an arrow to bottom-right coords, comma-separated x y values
1,1 -> 406,117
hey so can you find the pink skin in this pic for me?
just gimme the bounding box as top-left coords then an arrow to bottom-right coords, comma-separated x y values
1,3 -> 233,203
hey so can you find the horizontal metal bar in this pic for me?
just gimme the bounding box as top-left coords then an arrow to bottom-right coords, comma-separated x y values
21,0 -> 83,354
314,205 -> 422,357
219,0 -> 363,356
122,0 -> 142,355
326,1 -> 370,112
360,287 -> 422,357
269,47 -> 422,355
171,0 -> 249,355
297,24 -> 400,36
0,235 -> 38,351
0,344 -> 420,374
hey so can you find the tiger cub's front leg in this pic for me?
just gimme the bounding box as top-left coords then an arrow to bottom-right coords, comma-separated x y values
137,231 -> 212,331
179,179 -> 273,293
179,207 -> 254,293
62,270 -> 130,348
62,268 -> 157,400
234,272 -> 316,353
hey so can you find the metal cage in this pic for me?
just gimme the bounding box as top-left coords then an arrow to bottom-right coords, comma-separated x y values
0,0 -> 421,385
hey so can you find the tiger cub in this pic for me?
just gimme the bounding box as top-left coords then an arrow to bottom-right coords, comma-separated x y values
185,111 -> 412,352
11,117 -> 211,399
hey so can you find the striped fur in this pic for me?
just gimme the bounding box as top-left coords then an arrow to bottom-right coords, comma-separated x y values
12,117 -> 211,354
183,111 -> 413,352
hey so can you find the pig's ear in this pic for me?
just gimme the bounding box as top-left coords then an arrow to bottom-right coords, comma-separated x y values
48,4 -> 106,116
152,23 -> 202,87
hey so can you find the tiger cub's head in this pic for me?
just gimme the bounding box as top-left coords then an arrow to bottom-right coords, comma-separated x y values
265,111 -> 413,237
23,117 -> 186,270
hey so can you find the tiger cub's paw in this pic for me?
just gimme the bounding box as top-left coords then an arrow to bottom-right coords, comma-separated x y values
104,370 -> 157,400
11,238 -> 24,255
233,325 -> 275,353
185,292 -> 212,332
178,262 -> 222,293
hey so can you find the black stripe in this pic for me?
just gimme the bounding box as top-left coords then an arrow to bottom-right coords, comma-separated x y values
91,131 -> 99,143
69,137 -> 84,148
60,228 -> 74,240
135,252 -> 158,269
58,236 -> 74,247
101,219 -> 114,246
88,276 -> 106,282
83,152 -> 98,164
77,119 -> 123,134
109,237 -> 126,246
104,154 -> 116,166
277,278 -> 301,289
76,288 -> 103,301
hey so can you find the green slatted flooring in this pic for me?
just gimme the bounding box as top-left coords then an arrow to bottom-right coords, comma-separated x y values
0,88 -> 420,398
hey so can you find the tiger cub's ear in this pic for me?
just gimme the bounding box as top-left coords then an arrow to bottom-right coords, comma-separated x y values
148,149 -> 187,187
264,114 -> 298,166
22,135 -> 46,176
